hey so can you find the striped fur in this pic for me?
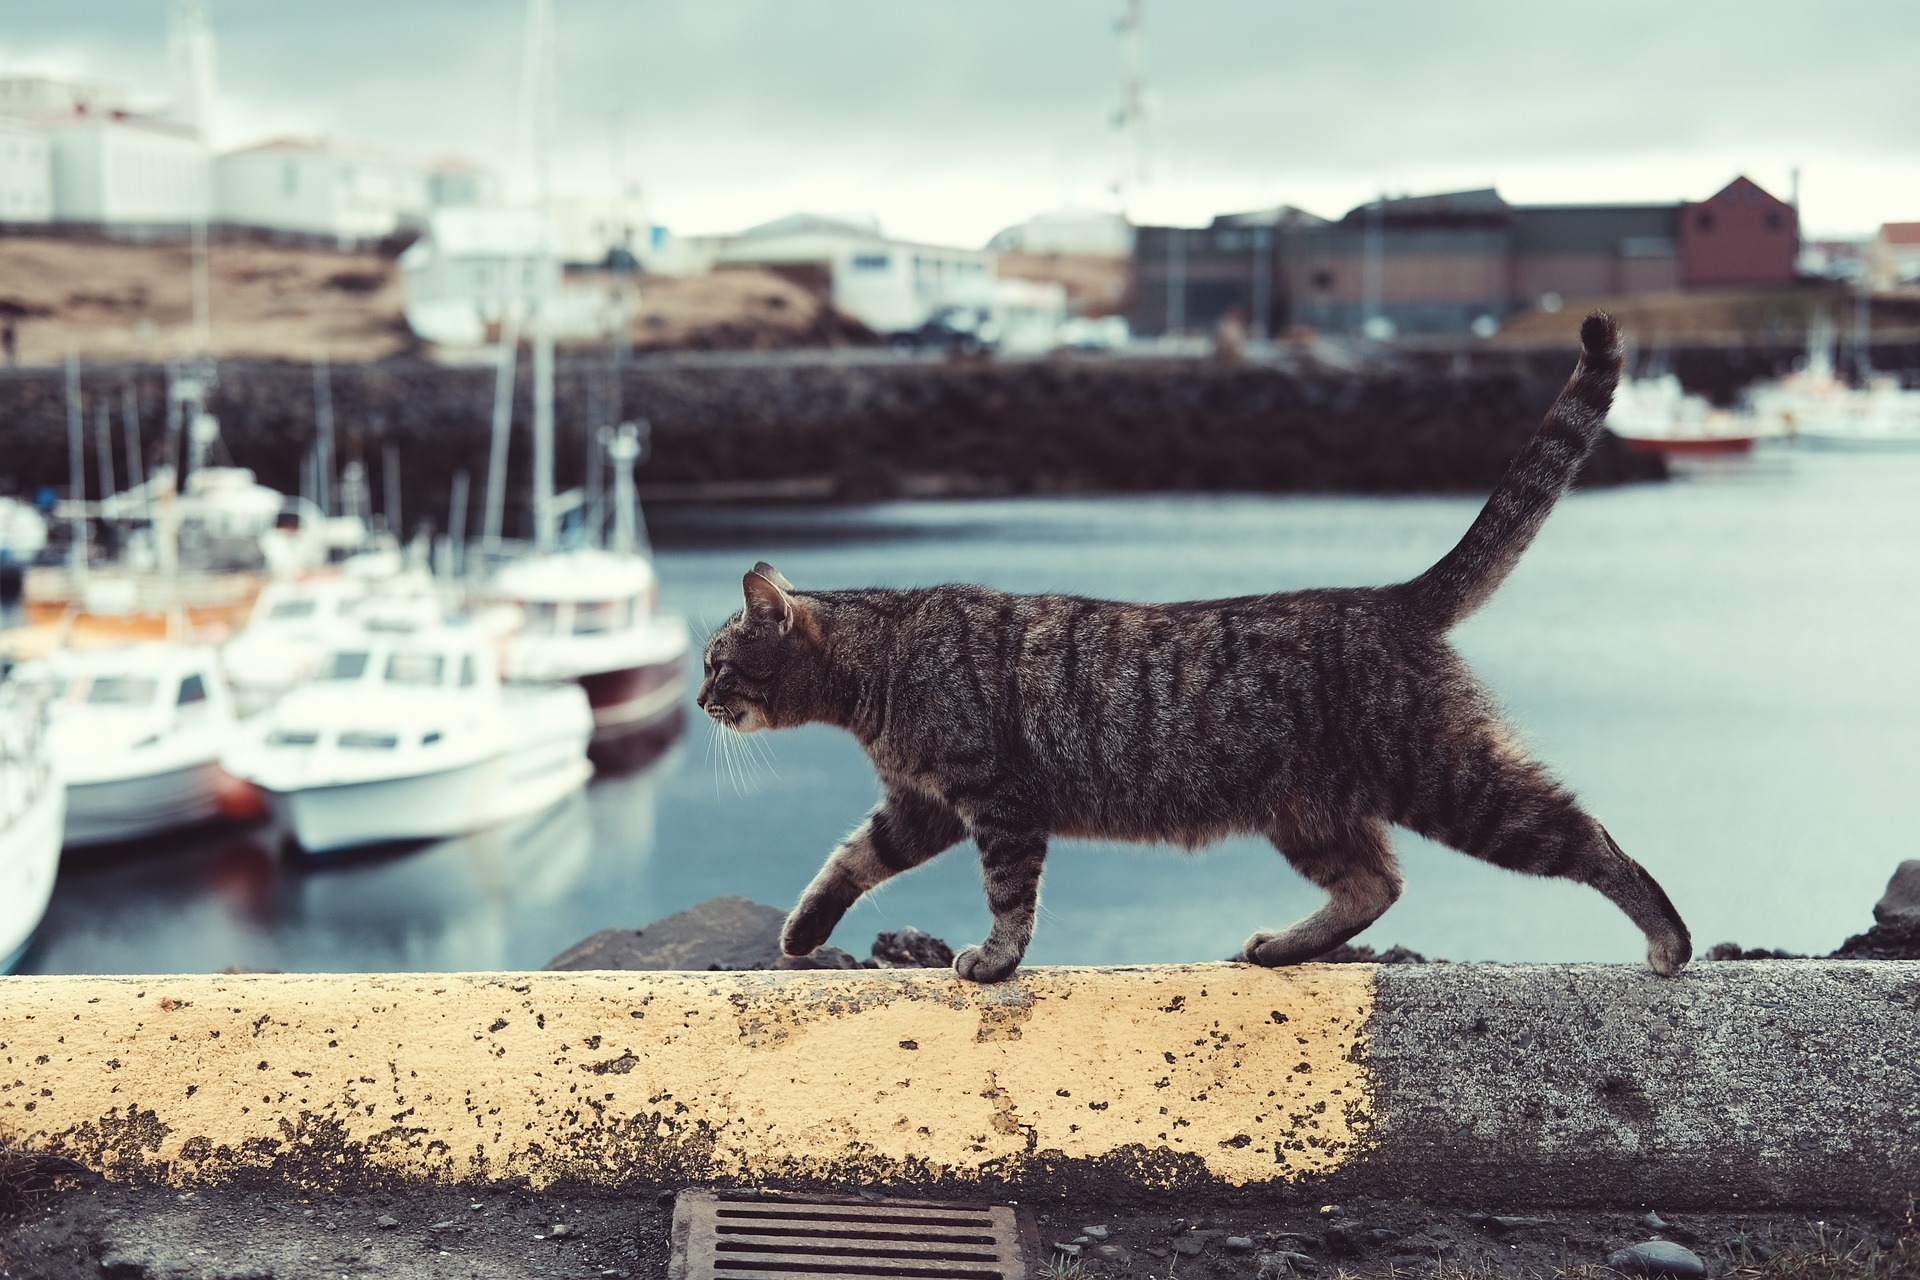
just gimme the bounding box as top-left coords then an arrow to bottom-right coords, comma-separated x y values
697,313 -> 1691,982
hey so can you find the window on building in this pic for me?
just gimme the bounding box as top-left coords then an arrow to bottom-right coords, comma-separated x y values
851,253 -> 890,271
1766,212 -> 1783,231
177,674 -> 208,706
1696,212 -> 1716,232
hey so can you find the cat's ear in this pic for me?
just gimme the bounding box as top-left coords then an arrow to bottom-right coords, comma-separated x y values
753,561 -> 797,593
743,567 -> 796,634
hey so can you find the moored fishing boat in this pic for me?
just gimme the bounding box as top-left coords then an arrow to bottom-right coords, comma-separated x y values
12,642 -> 248,847
224,623 -> 593,854
1607,374 -> 1759,456
494,548 -> 689,746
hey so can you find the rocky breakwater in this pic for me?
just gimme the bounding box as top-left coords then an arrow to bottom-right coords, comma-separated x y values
0,354 -> 1662,530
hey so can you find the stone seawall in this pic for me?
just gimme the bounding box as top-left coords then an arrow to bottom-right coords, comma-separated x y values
0,355 -> 1666,533
4,962 -> 1917,1209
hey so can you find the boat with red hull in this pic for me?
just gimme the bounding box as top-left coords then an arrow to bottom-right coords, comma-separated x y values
494,547 -> 690,755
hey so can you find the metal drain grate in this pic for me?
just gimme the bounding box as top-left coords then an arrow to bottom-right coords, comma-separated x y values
669,1189 -> 1034,1280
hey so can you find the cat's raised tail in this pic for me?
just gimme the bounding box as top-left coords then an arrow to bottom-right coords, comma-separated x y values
1405,311 -> 1625,629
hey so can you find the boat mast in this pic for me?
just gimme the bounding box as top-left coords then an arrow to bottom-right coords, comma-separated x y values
522,0 -> 559,555
64,352 -> 87,573
606,420 -> 647,556
312,352 -> 335,517
481,310 -> 519,552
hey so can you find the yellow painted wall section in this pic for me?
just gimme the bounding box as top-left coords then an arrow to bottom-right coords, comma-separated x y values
0,964 -> 1376,1190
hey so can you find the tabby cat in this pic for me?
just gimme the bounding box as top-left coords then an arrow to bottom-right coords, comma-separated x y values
696,313 -> 1691,982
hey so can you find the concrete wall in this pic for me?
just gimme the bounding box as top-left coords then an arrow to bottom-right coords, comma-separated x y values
2,962 -> 1914,1208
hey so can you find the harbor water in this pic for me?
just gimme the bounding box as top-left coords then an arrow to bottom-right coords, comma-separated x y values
20,447 -> 1920,974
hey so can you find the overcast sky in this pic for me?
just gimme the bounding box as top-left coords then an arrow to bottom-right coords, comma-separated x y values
4,1 -> 1917,244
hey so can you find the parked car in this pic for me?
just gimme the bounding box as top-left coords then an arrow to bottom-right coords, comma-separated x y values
892,305 -> 1001,356
1056,315 -> 1131,351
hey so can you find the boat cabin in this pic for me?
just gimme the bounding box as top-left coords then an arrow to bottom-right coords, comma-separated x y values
492,548 -> 657,639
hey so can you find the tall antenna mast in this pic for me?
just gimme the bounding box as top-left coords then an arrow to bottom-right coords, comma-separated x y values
1111,0 -> 1148,218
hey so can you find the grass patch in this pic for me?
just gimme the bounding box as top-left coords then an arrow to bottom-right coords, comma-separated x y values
1726,1205 -> 1920,1280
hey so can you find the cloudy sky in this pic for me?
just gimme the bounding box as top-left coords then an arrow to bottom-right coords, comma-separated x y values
5,0 -> 1917,245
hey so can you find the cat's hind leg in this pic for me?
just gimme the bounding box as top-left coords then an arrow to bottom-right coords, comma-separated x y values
1402,735 -> 1692,976
1236,817 -> 1404,966
781,788 -> 965,957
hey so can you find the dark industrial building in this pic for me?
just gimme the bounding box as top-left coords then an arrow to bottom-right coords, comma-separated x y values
1129,177 -> 1799,339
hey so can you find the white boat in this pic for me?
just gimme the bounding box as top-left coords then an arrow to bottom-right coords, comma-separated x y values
221,575 -> 372,714
1607,374 -> 1763,455
13,643 -> 245,847
224,623 -> 593,854
0,684 -> 63,971
1794,374 -> 1920,451
222,549 -> 442,715
495,548 -> 689,746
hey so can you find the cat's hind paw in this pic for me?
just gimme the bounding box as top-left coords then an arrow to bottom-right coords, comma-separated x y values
953,944 -> 1020,984
1647,933 -> 1692,977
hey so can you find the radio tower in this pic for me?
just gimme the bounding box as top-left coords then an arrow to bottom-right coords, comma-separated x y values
1111,0 -> 1148,218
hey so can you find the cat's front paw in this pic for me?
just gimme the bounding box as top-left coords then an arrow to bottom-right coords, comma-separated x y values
780,897 -> 845,957
1234,930 -> 1307,968
953,944 -> 1020,984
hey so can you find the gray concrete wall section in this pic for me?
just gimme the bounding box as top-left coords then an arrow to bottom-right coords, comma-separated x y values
1353,961 -> 1920,1210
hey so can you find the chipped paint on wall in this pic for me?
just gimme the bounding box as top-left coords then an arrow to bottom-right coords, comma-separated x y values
0,964 -> 1377,1190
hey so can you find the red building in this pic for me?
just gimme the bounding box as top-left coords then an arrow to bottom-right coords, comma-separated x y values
1677,176 -> 1798,288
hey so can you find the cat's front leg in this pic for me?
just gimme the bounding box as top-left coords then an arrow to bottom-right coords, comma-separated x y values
953,826 -> 1047,983
781,790 -> 966,957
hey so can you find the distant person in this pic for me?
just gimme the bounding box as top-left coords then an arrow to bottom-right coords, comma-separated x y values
2,322 -> 15,367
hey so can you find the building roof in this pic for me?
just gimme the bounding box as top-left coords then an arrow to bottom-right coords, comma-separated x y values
34,107 -> 199,139
1341,188 -> 1510,228
1690,175 -> 1789,209
1879,222 -> 1920,246
221,136 -> 420,166
1211,205 -> 1329,230
1509,203 -> 1679,252
736,212 -> 883,242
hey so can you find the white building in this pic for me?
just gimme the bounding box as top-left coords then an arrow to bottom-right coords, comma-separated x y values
399,207 -> 606,347
428,157 -> 498,210
1869,223 -> 1920,292
714,213 -> 995,334
42,110 -> 210,226
0,117 -> 52,223
988,208 -> 1134,256
215,139 -> 433,242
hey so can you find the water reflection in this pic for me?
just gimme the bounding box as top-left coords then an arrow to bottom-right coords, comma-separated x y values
26,771 -> 652,974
